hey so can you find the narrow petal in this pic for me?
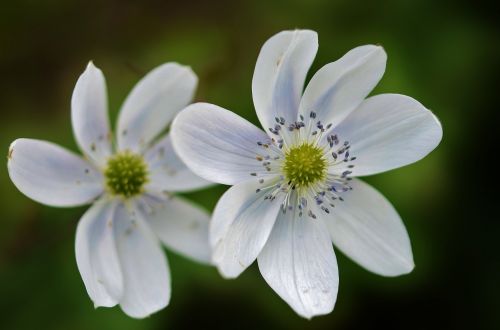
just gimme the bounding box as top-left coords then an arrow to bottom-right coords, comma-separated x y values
114,202 -> 171,318
258,208 -> 338,319
71,62 -> 112,168
117,63 -> 197,153
332,94 -> 443,176
325,179 -> 414,276
140,195 -> 211,264
7,139 -> 103,207
252,30 -> 318,134
210,179 -> 283,278
144,134 -> 211,193
75,199 -> 123,307
171,103 -> 272,185
299,45 -> 386,127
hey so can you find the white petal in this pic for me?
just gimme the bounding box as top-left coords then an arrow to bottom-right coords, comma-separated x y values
117,63 -> 197,153
332,94 -> 443,176
114,202 -> 171,318
140,195 -> 211,264
171,103 -> 272,185
299,45 -> 386,127
144,134 -> 212,193
325,179 -> 414,276
71,62 -> 112,168
210,179 -> 283,278
258,208 -> 338,319
7,139 -> 103,207
75,199 -> 123,307
252,30 -> 318,134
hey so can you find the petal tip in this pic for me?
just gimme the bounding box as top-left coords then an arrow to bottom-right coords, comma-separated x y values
294,303 -> 335,320
295,28 -> 318,38
215,259 -> 245,279
7,138 -> 29,163
120,297 -> 170,319
157,61 -> 197,80
217,268 -> 239,280
372,44 -> 387,58
92,299 -> 118,309
7,139 -> 18,162
85,60 -> 101,73
173,62 -> 197,79
431,111 -> 444,136
270,28 -> 318,45
383,259 -> 415,277
402,260 -> 416,274
359,44 -> 387,61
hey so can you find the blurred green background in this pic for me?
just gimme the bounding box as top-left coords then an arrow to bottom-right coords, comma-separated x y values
1,0 -> 498,329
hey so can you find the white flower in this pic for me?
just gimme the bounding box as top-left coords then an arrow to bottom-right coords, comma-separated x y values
7,62 -> 213,318
171,30 -> 443,318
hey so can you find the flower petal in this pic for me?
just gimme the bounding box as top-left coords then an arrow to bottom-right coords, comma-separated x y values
210,179 -> 283,278
325,179 -> 414,276
117,63 -> 197,153
258,207 -> 338,319
299,45 -> 386,127
7,139 -> 103,207
252,30 -> 318,135
332,94 -> 443,176
140,195 -> 212,264
144,134 -> 212,193
75,199 -> 123,307
71,62 -> 112,168
171,103 -> 272,185
114,202 -> 170,318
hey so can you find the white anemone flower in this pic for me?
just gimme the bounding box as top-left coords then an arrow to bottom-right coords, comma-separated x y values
7,62 -> 213,318
171,30 -> 443,318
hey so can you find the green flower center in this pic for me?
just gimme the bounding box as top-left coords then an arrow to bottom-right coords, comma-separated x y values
105,151 -> 149,198
283,143 -> 327,188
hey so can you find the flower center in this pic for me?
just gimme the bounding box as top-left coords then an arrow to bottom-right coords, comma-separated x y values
105,151 -> 149,198
283,143 -> 327,188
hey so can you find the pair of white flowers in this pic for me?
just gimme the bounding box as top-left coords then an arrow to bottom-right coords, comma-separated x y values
7,29 -> 442,319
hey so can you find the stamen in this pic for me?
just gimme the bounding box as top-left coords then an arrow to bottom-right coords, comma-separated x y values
250,111 -> 356,217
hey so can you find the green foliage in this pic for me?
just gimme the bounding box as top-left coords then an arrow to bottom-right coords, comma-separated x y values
0,0 -> 496,329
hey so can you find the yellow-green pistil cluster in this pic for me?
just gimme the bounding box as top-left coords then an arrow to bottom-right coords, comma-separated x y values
283,143 -> 327,188
105,151 -> 149,198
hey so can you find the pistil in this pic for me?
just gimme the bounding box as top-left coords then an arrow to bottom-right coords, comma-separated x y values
105,151 -> 149,198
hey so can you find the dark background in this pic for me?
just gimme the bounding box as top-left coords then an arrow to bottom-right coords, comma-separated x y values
1,0 -> 498,329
